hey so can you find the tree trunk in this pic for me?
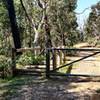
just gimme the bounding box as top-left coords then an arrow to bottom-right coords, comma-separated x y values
45,15 -> 52,48
6,0 -> 21,49
62,32 -> 66,46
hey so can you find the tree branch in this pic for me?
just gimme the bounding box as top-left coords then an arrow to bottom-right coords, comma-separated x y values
37,0 -> 45,9
20,0 -> 35,27
20,0 -> 46,46
75,7 -> 90,15
20,0 -> 39,45
38,10 -> 45,30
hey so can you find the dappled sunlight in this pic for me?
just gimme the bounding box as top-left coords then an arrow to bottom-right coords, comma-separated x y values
0,0 -> 100,99
0,76 -> 100,100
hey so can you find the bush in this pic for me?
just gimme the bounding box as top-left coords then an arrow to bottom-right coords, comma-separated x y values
32,55 -> 45,65
0,55 -> 12,78
16,52 -> 33,66
0,48 -> 6,55
17,51 -> 45,66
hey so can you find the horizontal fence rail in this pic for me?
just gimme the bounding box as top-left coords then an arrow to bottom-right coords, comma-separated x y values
47,47 -> 100,51
16,47 -> 41,53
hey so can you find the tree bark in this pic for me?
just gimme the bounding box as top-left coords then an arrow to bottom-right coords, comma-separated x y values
45,11 -> 52,48
6,0 -> 21,49
20,0 -> 45,46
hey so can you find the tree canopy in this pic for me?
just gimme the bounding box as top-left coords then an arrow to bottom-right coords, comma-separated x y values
0,0 -> 80,50
84,1 -> 100,46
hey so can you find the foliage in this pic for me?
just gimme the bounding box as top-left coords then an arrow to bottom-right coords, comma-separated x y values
0,0 -> 79,49
17,51 -> 45,66
0,1 -> 10,31
0,0 -> 79,73
84,1 -> 100,46
47,0 -> 79,46
0,55 -> 12,78
16,52 -> 33,66
0,1 -> 13,56
32,55 -> 45,65
0,55 -> 11,69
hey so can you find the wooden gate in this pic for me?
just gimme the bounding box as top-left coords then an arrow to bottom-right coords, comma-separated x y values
46,48 -> 100,78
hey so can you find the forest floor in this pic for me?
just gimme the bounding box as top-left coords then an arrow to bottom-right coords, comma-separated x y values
0,47 -> 100,100
0,76 -> 100,100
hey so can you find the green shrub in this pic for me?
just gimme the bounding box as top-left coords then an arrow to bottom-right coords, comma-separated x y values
32,55 -> 45,65
0,55 -> 8,69
16,52 -> 33,66
0,48 -> 6,55
17,51 -> 45,66
0,55 -> 12,78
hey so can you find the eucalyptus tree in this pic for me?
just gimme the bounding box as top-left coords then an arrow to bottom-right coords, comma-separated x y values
85,1 -> 100,46
21,0 -> 78,47
47,0 -> 78,47
0,0 -> 79,50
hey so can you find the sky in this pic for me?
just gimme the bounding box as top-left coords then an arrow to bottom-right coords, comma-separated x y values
76,0 -> 100,29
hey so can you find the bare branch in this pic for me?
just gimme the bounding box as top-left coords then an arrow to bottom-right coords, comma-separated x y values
20,0 -> 39,45
75,7 -> 90,15
20,0 -> 46,46
20,0 -> 35,27
38,10 -> 45,30
37,0 -> 45,9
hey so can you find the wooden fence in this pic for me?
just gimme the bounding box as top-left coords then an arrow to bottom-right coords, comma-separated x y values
11,47 -> 100,78
11,47 -> 42,76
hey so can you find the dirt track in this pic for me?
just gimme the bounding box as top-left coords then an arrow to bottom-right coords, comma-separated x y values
0,48 -> 100,100
0,76 -> 100,100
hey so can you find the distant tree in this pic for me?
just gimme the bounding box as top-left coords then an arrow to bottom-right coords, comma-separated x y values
47,0 -> 79,47
84,1 -> 100,46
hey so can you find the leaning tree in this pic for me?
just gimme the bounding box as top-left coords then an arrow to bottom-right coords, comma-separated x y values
6,0 -> 21,49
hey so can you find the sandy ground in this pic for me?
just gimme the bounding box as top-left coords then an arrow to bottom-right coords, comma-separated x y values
0,76 -> 100,100
0,49 -> 100,100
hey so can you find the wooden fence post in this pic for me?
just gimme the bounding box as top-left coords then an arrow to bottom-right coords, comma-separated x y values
12,48 -> 16,77
63,51 -> 67,64
46,48 -> 50,78
59,50 -> 63,65
52,49 -> 57,71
